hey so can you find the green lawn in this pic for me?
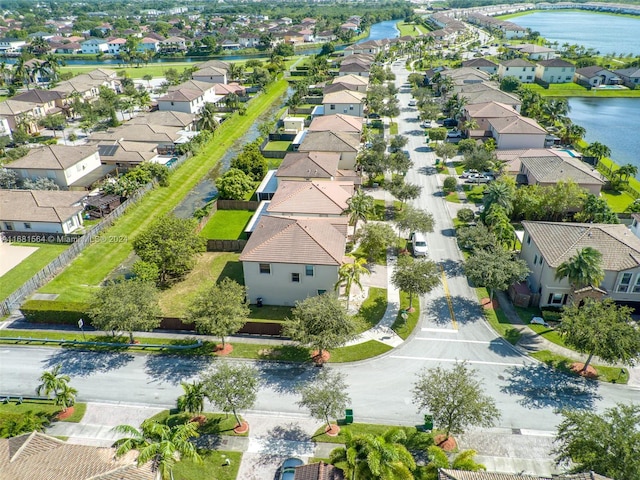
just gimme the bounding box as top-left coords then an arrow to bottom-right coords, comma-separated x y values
522,82 -> 640,98
329,340 -> 392,363
392,290 -> 421,340
444,191 -> 461,203
476,288 -> 521,345
0,243 -> 69,302
462,184 -> 486,204
531,350 -> 629,384
312,423 -> 429,446
262,140 -> 292,152
159,252 -> 242,317
389,122 -> 399,135
601,190 -> 635,213
147,409 -> 246,435
173,451 -> 241,480
396,22 -> 427,37
39,79 -> 289,304
0,400 -> 86,423
596,156 -> 640,198
368,199 -> 401,221
199,210 -> 254,239
355,287 -> 387,331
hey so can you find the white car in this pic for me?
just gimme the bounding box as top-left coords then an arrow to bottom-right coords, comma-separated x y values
411,232 -> 428,257
465,174 -> 493,184
408,99 -> 417,107
447,130 -> 463,138
459,169 -> 479,178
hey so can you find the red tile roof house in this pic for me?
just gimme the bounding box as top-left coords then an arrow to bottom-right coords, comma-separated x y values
276,152 -> 360,185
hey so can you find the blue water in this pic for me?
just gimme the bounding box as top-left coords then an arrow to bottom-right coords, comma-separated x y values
510,11 -> 640,56
359,19 -> 400,43
568,97 -> 640,171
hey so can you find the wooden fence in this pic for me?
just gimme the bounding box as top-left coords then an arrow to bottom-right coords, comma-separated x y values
0,182 -> 155,316
217,199 -> 259,210
206,239 -> 247,252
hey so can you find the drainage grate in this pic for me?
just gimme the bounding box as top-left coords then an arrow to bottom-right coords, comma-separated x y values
512,428 -> 522,435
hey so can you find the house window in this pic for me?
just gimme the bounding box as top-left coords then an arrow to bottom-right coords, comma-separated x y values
24,223 -> 31,229
632,276 -> 640,294
318,289 -> 327,295
617,272 -> 633,292
526,234 -> 531,245
291,273 -> 300,283
349,105 -> 354,110
259,263 -> 271,274
548,293 -> 566,305
533,254 -> 538,265
305,265 -> 314,276
526,76 -> 533,80
330,104 -> 335,110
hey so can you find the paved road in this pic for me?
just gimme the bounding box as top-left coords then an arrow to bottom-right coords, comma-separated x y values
2,63 -> 640,475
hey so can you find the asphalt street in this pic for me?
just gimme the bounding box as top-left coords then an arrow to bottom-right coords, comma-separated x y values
1,63 -> 639,446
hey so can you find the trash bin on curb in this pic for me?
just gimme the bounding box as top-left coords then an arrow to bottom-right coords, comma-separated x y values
257,297 -> 263,307
424,414 -> 433,431
345,409 -> 354,424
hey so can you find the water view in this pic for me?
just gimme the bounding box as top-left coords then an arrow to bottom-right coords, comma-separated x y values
510,11 -> 640,56
568,97 -> 640,169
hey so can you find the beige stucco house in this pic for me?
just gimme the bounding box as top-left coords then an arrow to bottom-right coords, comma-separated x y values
276,152 -> 359,184
298,130 -> 360,170
267,180 -> 353,217
535,59 -> 576,84
308,114 -> 363,135
239,215 -> 349,305
489,116 -> 547,150
497,59 -> 536,83
521,221 -> 640,308
322,90 -> 366,118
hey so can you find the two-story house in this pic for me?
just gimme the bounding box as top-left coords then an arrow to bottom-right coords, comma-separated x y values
497,59 -> 536,83
535,59 -> 576,84
322,90 -> 365,118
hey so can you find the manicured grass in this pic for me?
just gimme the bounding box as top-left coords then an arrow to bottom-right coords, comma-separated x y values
391,290 -> 421,340
396,22 -> 427,37
0,401 -> 86,423
159,252 -> 242,317
147,409 -> 246,436
248,305 -> 291,322
462,184 -> 486,204
199,210 -> 254,239
262,140 -> 292,152
522,82 -> 640,98
369,199 -> 401,221
0,242 -> 69,302
596,156 -> 640,199
476,288 -> 521,345
444,191 -> 461,203
389,122 -> 398,135
601,190 -> 635,213
173,451 -> 241,480
39,79 -> 289,303
329,340 -> 392,363
531,350 -> 629,384
355,287 -> 387,330
312,423 -> 429,445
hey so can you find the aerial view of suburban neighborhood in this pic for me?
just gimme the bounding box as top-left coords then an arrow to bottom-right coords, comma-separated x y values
2,0 -> 640,478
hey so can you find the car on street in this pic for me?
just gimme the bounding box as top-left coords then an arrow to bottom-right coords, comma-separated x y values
279,458 -> 304,480
411,232 -> 428,257
408,99 -> 417,107
421,121 -> 432,128
465,174 -> 494,184
442,118 -> 458,128
447,130 -> 463,138
459,169 -> 479,178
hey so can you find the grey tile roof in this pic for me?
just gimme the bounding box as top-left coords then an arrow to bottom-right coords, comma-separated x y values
521,154 -> 604,185
276,152 -> 341,178
309,114 -> 363,133
537,59 -> 575,68
299,131 -> 360,153
439,470 -> 551,480
522,221 -> 640,270
500,58 -> 535,67
489,115 -> 547,135
8,144 -> 98,170
0,189 -> 87,223
239,215 -> 348,266
295,462 -> 344,480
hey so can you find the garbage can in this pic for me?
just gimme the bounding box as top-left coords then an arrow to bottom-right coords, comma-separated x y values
424,414 -> 433,431
345,409 -> 354,424
257,297 -> 263,308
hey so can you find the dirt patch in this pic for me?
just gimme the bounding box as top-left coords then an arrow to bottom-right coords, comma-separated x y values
311,350 -> 331,365
55,406 -> 75,421
571,362 -> 598,379
234,421 -> 249,434
215,344 -> 233,356
325,424 -> 341,437
434,434 -> 457,451
480,297 -> 498,310
190,415 -> 207,426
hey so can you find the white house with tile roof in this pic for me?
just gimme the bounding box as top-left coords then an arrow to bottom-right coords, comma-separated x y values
322,90 -> 366,118
488,115 -> 547,149
535,58 -> 576,84
521,221 -> 640,308
297,130 -> 361,170
497,58 -> 536,83
239,215 -> 349,305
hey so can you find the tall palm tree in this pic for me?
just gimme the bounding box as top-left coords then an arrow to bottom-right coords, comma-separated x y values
560,122 -> 585,146
197,103 -> 219,133
113,421 -> 201,480
227,63 -> 244,82
36,364 -> 70,399
585,141 -> 611,163
616,163 -> 638,183
54,382 -> 77,412
555,247 -> 605,290
541,98 -> 570,126
335,255 -> 370,310
344,189 -> 374,235
483,180 -> 515,216
176,381 -> 206,415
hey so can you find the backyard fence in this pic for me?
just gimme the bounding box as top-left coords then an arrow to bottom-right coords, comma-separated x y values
217,199 -> 259,210
206,239 -> 247,252
1,182 -> 155,316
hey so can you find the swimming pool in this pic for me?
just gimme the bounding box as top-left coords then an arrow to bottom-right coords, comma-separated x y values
559,149 -> 579,158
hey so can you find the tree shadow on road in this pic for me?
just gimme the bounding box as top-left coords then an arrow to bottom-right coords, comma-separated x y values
439,258 -> 464,277
257,363 -> 317,395
252,423 -> 315,468
500,363 -> 600,410
42,349 -> 134,377
425,295 -> 483,325
488,337 -> 522,358
144,353 -> 214,385
417,166 -> 437,176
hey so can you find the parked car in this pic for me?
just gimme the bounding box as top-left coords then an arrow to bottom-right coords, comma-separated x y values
420,121 -> 432,128
279,458 -> 304,480
465,174 -> 493,184
442,118 -> 458,128
447,130 -> 463,138
459,169 -> 479,178
411,232 -> 428,257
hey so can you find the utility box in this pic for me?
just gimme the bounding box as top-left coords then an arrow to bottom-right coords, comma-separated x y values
345,409 -> 354,424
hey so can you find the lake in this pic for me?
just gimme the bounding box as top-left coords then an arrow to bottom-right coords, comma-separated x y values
510,11 -> 640,56
568,97 -> 640,169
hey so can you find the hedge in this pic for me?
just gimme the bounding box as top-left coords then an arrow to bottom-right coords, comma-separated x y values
20,300 -> 90,325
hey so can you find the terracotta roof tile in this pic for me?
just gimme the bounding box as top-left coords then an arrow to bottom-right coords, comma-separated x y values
8,144 -> 98,170
267,180 -> 353,215
276,152 -> 341,178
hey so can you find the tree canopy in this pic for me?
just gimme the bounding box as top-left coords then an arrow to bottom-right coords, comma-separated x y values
391,256 -> 440,309
464,248 -> 529,300
202,363 -> 259,427
297,369 -> 351,429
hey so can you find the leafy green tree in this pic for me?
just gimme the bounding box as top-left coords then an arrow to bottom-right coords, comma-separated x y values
356,222 -> 397,262
483,205 -> 516,249
443,176 -> 457,193
357,149 -> 386,183
391,256 -> 440,310
464,148 -> 495,172
388,151 -> 413,176
88,279 -> 161,343
284,293 -> 359,359
553,403 -> 640,480
500,75 -> 521,92
422,446 -> 486,479
428,128 -> 447,142
133,215 -> 206,285
434,142 -> 458,163
335,255 -> 370,311
413,361 -> 500,437
230,141 -> 267,181
176,381 -> 206,415
389,180 -> 421,208
555,246 -> 604,290
113,421 -> 201,480
187,278 -> 249,347
297,369 -> 350,430
22,177 -> 59,190
202,363 -> 259,427
344,189 -> 374,234
464,248 -> 529,300
38,114 -> 66,137
395,205 -> 435,238
574,194 -> 618,224
558,299 -> 640,373
131,260 -> 160,284
457,208 -> 476,223
215,168 -> 254,200
389,135 -> 408,153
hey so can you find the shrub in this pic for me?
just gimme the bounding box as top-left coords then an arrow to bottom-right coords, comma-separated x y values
457,208 -> 475,223
20,300 -> 90,325
443,176 -> 458,193
457,138 -> 477,154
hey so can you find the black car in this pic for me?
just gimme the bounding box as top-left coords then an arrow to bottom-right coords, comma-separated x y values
442,119 -> 458,128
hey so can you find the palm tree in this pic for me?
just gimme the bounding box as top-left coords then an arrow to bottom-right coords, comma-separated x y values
560,122 -> 585,146
224,92 -> 239,111
36,364 -> 70,399
227,63 -> 244,82
585,141 -> 611,163
41,54 -> 65,84
423,446 -> 485,478
113,421 -> 201,480
197,103 -> 219,133
120,96 -> 136,120
135,89 -> 152,112
344,189 -> 374,235
176,381 -> 206,415
483,180 -> 514,216
335,255 -> 370,310
555,247 -> 605,290
616,163 -> 638,183
541,98 -> 570,126
54,382 -> 77,412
